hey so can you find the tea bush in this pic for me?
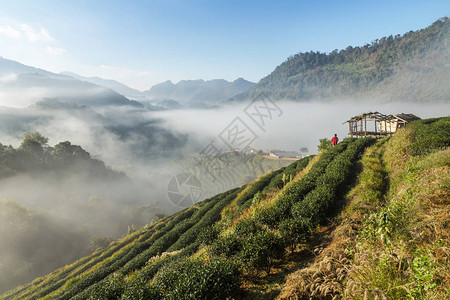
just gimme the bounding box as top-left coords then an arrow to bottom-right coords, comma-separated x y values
153,258 -> 240,299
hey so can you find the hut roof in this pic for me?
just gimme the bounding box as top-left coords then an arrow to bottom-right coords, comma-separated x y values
343,111 -> 387,123
392,113 -> 421,122
344,112 -> 421,124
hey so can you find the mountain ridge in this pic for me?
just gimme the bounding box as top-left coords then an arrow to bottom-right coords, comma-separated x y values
0,57 -> 142,108
60,72 -> 144,99
231,17 -> 450,103
144,77 -> 255,107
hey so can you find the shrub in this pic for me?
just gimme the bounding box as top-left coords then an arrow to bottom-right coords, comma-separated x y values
234,218 -> 263,238
279,218 -> 312,252
254,205 -> 280,227
121,276 -> 162,300
167,188 -> 240,251
239,230 -> 284,274
153,258 -> 241,299
409,117 -> 450,156
88,273 -> 125,300
318,137 -> 332,151
237,171 -> 279,207
210,234 -> 241,258
198,226 -> 219,246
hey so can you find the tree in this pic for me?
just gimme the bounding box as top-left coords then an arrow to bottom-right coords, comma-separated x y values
318,138 -> 332,152
90,236 -> 114,252
19,132 -> 49,155
21,132 -> 48,147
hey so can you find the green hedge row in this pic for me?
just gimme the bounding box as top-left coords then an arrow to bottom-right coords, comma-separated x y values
26,230 -> 149,300
209,139 -> 374,275
57,189 -> 238,299
409,117 -> 450,156
167,188 -> 241,252
55,206 -> 202,299
153,257 -> 240,299
236,171 -> 282,207
265,155 -> 313,191
254,141 -> 351,227
119,190 -> 239,275
291,138 -> 374,225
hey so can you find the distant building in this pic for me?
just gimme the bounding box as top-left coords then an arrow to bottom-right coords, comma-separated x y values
269,151 -> 300,159
344,112 -> 421,137
241,147 -> 257,154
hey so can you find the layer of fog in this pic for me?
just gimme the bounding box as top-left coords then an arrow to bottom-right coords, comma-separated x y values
0,99 -> 447,225
1,100 -> 449,214
0,97 -> 448,292
153,100 -> 450,155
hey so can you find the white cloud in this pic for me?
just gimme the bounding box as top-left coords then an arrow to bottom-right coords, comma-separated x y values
0,25 -> 21,38
21,24 -> 54,42
47,46 -> 66,55
0,73 -> 18,83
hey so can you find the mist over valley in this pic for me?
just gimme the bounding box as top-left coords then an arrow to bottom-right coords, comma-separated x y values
0,8 -> 449,298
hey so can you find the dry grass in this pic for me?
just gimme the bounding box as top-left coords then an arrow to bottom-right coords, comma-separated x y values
278,133 -> 447,299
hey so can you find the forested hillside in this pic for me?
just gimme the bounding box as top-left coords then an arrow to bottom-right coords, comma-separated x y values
3,116 -> 447,299
0,133 -> 140,293
233,17 -> 449,102
0,132 -> 126,180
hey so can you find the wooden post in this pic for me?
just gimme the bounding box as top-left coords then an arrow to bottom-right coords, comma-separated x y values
364,118 -> 367,136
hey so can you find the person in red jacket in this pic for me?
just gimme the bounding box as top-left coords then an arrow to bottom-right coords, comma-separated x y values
331,134 -> 339,146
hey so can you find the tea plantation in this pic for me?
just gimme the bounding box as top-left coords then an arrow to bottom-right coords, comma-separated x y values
2,117 -> 448,299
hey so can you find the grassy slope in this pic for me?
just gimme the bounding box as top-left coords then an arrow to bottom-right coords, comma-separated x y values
281,118 -> 449,299
1,118 -> 448,299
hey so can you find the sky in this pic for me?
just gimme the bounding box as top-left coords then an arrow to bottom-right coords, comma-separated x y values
0,0 -> 448,91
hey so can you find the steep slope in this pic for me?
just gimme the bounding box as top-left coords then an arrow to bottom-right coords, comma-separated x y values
0,133 -> 146,294
281,117 -> 450,299
60,72 -> 144,100
1,117 -> 448,299
0,58 -> 142,108
232,17 -> 449,103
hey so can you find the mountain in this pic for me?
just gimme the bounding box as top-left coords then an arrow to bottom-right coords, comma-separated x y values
0,56 -> 55,78
144,78 -> 255,107
0,58 -> 254,109
0,133 -> 148,293
232,17 -> 450,102
0,58 -> 143,108
61,72 -> 144,100
3,117 -> 448,299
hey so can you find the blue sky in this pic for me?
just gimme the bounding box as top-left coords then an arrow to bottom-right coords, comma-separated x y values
0,0 -> 448,90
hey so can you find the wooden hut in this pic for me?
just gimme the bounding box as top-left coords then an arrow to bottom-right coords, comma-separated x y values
379,113 -> 422,133
344,112 -> 420,137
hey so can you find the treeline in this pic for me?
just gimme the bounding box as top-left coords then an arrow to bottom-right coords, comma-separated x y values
0,132 -> 125,180
234,17 -> 449,101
